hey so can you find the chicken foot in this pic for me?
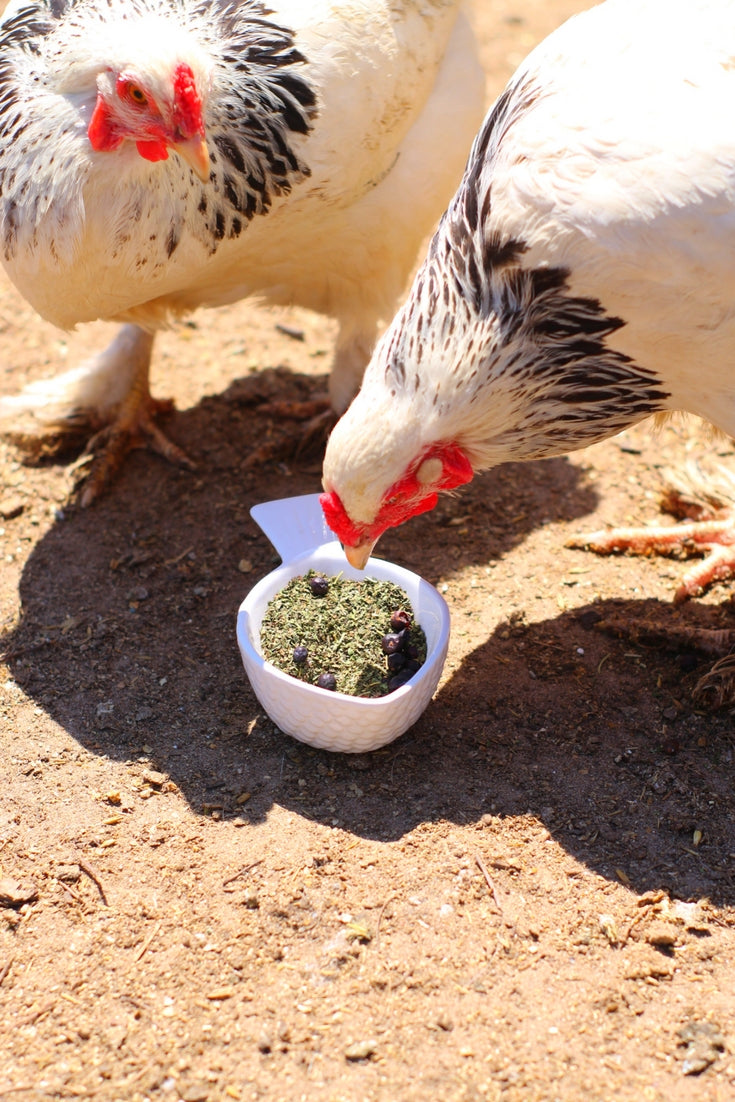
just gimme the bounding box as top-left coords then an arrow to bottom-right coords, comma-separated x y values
570,482 -> 735,704
244,321 -> 378,466
568,491 -> 735,604
69,325 -> 195,506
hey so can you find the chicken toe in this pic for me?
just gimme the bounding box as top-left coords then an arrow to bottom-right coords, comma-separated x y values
243,397 -> 335,469
593,612 -> 735,708
77,390 -> 195,507
568,513 -> 735,603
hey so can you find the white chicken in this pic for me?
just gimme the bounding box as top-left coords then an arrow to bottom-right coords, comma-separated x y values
0,0 -> 484,502
322,0 -> 735,621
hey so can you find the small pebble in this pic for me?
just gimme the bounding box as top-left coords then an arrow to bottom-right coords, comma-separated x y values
180,1085 -> 210,1102
0,878 -> 39,908
345,1039 -> 377,1062
56,864 -> 81,884
646,922 -> 677,948
0,496 -> 24,520
678,1020 -> 725,1075
142,769 -> 167,788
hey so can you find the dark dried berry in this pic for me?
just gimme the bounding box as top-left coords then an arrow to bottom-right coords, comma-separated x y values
381,630 -> 407,655
405,643 -> 419,660
309,575 -> 329,597
405,659 -> 422,673
386,651 -> 407,672
390,609 -> 412,633
316,672 -> 337,691
387,670 -> 413,692
292,645 -> 308,666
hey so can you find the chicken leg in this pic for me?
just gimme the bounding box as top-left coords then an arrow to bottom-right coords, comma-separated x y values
569,472 -> 735,707
76,326 -> 195,506
568,513 -> 735,604
568,464 -> 735,603
1,324 -> 194,505
245,320 -> 380,466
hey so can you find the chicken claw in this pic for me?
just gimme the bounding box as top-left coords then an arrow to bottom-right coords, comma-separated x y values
568,515 -> 735,603
77,391 -> 195,507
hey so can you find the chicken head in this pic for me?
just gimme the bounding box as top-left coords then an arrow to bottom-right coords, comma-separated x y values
88,60 -> 210,179
321,440 -> 473,569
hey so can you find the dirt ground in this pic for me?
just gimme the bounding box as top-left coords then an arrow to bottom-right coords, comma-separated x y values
1,2 -> 735,1100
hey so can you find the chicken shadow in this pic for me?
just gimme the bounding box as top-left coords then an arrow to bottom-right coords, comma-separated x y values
246,591 -> 734,907
0,375 -> 664,883
411,595 -> 735,906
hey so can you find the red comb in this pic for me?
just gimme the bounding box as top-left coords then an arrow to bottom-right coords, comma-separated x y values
173,63 -> 204,137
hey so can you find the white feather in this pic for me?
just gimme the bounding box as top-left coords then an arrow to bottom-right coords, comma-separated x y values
0,0 -> 485,425
323,0 -> 735,538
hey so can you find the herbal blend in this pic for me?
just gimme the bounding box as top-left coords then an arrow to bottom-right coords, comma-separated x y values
260,570 -> 427,697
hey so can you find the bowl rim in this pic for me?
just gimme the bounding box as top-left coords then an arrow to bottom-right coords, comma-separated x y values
236,542 -> 450,708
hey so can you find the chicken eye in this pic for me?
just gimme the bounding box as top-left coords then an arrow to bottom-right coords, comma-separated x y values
126,84 -> 148,107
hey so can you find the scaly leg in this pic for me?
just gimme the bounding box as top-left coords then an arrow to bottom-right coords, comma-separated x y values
591,613 -> 735,709
568,515 -> 735,603
76,326 -> 194,505
246,321 -> 379,466
569,471 -> 735,702
568,464 -> 735,606
1,324 -> 195,503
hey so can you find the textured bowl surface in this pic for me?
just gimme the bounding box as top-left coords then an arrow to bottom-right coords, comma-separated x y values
237,542 -> 450,753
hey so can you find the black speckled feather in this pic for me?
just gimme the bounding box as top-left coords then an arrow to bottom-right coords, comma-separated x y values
0,0 -> 317,262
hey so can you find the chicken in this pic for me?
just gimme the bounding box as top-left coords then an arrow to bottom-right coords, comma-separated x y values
0,0 -> 485,503
322,0 -> 735,585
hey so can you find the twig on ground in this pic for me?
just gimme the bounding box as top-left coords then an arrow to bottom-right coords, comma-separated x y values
222,859 -> 264,888
375,893 -> 397,948
0,957 -> 14,987
57,880 -> 84,905
78,858 -> 108,906
474,853 -> 505,916
135,921 -> 162,963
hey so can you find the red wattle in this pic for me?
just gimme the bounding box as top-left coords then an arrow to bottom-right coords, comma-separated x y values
136,139 -> 170,163
321,444 -> 474,549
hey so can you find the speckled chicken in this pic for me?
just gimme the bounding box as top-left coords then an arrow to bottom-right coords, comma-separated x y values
0,0 -> 484,502
322,0 -> 735,620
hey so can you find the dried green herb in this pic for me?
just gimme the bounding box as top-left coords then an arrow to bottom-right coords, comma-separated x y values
260,570 -> 427,697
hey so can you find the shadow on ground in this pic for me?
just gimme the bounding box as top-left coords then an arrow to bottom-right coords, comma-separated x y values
11,382 -> 734,905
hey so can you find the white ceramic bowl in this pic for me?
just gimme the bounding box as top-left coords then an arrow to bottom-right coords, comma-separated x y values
236,494 -> 450,753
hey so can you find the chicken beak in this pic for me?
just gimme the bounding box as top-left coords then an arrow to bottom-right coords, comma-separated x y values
172,133 -> 210,182
344,540 -> 376,571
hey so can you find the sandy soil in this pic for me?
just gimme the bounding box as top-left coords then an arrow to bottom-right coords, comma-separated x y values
1,2 -> 734,1100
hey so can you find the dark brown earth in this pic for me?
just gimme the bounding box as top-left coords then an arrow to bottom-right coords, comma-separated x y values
1,2 -> 734,1100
